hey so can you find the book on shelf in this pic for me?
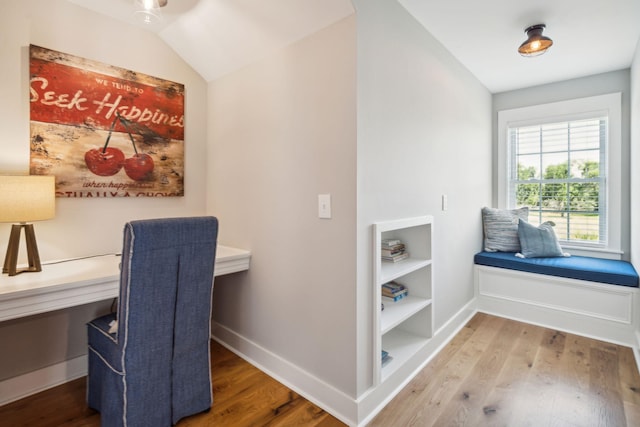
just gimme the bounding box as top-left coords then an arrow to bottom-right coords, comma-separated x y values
381,242 -> 404,252
382,286 -> 407,297
381,246 -> 405,257
381,242 -> 404,251
382,281 -> 406,294
382,289 -> 407,298
382,292 -> 407,302
381,238 -> 409,263
381,238 -> 401,247
381,281 -> 408,302
382,252 -> 409,263
381,350 -> 393,367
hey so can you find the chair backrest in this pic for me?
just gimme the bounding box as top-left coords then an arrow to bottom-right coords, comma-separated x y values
116,216 -> 218,370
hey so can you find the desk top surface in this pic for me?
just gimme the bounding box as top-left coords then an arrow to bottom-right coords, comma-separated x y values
0,245 -> 250,305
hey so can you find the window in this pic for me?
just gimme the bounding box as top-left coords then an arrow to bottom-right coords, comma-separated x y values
509,117 -> 606,244
498,93 -> 622,255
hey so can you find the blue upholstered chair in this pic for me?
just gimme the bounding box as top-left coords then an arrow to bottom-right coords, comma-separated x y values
87,217 -> 218,426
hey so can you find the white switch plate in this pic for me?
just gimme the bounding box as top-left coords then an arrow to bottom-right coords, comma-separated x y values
318,194 -> 331,219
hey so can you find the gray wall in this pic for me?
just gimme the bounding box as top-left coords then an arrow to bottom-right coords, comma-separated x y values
353,0 -> 493,395
207,16 -> 358,397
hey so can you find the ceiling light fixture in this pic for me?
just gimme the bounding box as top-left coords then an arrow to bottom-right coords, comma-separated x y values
134,0 -> 168,25
518,24 -> 553,57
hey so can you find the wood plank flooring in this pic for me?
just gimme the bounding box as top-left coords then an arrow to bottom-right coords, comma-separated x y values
1,313 -> 639,426
370,312 -> 640,427
0,340 -> 345,427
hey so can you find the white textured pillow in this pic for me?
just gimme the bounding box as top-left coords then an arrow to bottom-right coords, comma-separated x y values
482,207 -> 529,252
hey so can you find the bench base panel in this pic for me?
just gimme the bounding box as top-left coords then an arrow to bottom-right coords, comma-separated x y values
474,265 -> 639,347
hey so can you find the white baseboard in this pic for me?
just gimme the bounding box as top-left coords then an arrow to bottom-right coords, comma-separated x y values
634,330 -> 640,375
212,301 -> 476,427
356,301 -> 476,427
212,322 -> 358,426
0,355 -> 87,406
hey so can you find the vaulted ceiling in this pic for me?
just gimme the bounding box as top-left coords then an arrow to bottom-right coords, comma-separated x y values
68,0 -> 640,93
399,0 -> 640,92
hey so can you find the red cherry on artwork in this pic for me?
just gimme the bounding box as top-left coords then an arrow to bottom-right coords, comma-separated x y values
124,153 -> 155,181
84,147 -> 125,176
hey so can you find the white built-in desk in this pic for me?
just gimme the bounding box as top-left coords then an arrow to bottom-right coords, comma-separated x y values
0,245 -> 250,322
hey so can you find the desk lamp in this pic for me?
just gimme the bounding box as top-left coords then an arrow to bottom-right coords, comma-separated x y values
0,175 -> 55,276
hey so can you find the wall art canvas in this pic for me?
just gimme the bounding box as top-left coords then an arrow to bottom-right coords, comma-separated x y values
29,45 -> 185,197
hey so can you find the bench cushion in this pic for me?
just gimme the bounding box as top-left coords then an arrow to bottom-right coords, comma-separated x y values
474,251 -> 639,287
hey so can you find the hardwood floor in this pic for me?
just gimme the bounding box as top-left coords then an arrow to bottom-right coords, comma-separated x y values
370,312 -> 640,427
2,313 -> 639,426
0,340 -> 345,427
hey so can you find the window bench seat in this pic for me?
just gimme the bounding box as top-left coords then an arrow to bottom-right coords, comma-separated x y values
474,252 -> 640,347
474,251 -> 639,287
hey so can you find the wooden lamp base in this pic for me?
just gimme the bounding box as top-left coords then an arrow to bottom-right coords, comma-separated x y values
2,223 -> 42,276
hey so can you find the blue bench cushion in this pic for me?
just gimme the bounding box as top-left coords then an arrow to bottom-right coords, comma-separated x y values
474,251 -> 639,287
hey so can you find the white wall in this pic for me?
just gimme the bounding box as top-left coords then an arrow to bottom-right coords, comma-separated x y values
631,40 -> 640,269
493,70 -> 632,259
207,15 -> 358,399
631,36 -> 640,338
353,0 -> 493,397
0,0 -> 207,382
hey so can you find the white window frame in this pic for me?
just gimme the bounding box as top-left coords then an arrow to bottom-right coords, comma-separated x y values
497,93 -> 622,259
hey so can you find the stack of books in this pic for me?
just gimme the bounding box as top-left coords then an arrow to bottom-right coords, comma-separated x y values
382,281 -> 408,302
381,350 -> 393,367
381,238 -> 409,262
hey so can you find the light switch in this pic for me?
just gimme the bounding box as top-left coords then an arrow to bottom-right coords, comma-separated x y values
442,194 -> 448,211
318,194 -> 331,219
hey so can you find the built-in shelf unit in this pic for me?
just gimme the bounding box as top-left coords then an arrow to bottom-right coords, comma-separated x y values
373,216 -> 433,385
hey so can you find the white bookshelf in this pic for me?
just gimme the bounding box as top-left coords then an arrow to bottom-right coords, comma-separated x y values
373,216 -> 433,384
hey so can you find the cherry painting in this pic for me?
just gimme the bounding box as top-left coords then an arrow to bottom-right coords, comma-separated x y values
29,45 -> 184,198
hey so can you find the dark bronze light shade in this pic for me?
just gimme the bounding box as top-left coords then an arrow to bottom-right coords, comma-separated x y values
518,24 -> 553,57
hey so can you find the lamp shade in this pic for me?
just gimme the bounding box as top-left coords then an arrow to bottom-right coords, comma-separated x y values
0,175 -> 55,223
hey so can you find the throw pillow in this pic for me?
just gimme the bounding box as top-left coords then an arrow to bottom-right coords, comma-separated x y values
482,207 -> 529,252
516,220 -> 570,258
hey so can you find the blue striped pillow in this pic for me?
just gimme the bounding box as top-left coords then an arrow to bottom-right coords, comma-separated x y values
482,207 -> 529,252
517,220 -> 569,258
